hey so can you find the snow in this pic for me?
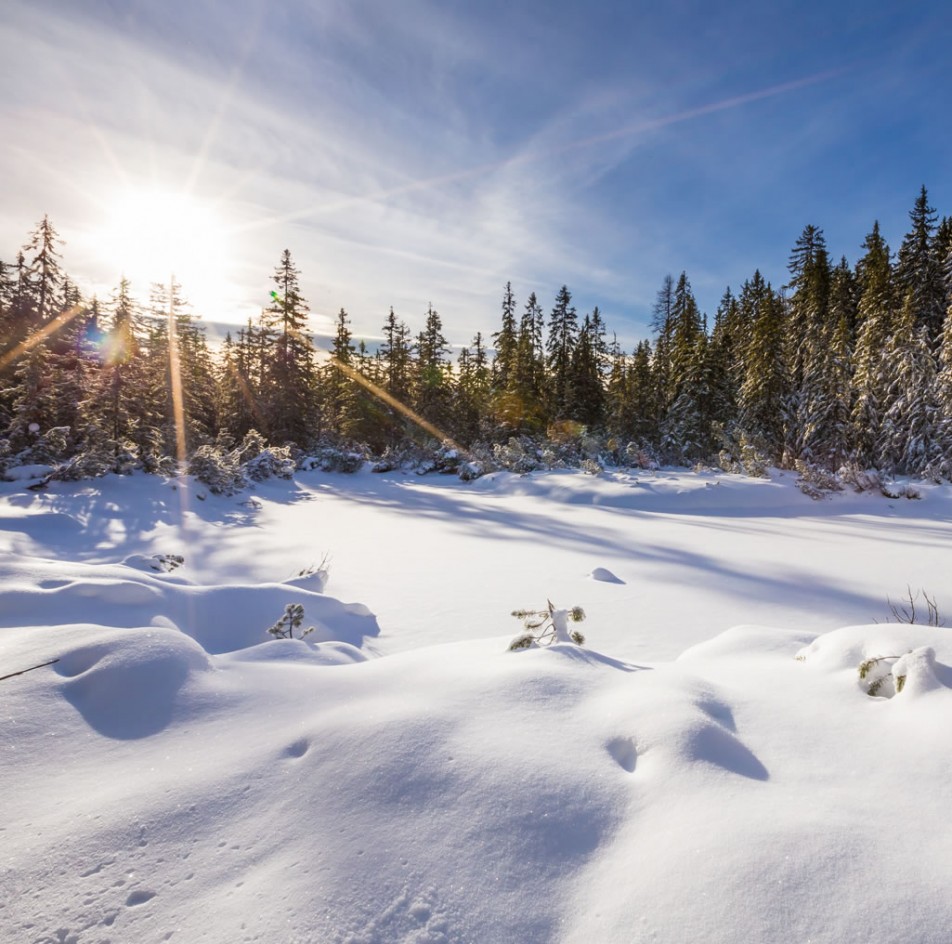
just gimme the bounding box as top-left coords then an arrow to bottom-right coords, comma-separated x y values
2,466 -> 952,943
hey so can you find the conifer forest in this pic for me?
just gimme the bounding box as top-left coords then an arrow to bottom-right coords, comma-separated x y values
2,186 -> 951,485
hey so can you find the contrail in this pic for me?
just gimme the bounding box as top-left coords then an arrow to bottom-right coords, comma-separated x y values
243,68 -> 845,230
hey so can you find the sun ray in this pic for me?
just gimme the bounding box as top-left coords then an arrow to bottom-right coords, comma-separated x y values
0,303 -> 86,373
329,356 -> 466,457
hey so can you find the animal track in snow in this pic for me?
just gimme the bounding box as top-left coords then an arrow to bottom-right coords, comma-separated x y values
606,736 -> 637,773
285,738 -> 310,759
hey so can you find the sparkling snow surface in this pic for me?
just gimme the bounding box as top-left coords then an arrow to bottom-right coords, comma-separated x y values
2,467 -> 951,943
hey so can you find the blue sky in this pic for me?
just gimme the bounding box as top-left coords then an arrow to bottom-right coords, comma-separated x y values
2,0 -> 950,351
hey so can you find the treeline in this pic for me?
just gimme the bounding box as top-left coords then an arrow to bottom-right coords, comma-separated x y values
1,187 -> 952,482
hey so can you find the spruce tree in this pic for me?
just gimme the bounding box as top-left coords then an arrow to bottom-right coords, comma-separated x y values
455,332 -> 491,443
413,303 -> 452,432
738,273 -> 787,459
508,292 -> 546,432
545,285 -> 578,422
896,187 -> 945,345
326,307 -> 361,440
260,250 -> 318,446
851,222 -> 896,465
492,282 -> 518,394
22,215 -> 64,328
785,225 -> 831,461
878,293 -> 937,473
569,313 -> 605,428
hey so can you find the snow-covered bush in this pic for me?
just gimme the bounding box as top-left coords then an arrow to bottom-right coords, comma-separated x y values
837,463 -> 882,493
795,460 -> 843,500
50,450 -> 115,482
242,445 -> 295,482
881,481 -> 921,500
188,444 -> 245,494
187,430 -> 294,494
458,459 -> 490,481
492,437 -> 542,474
716,429 -> 770,478
509,601 -> 586,650
305,446 -> 365,473
622,441 -> 659,470
14,426 -> 73,466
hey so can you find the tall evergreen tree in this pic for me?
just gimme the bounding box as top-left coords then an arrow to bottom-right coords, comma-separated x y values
326,307 -> 361,439
785,224 -> 832,460
507,291 -> 546,432
878,293 -> 937,473
850,222 -> 896,465
896,186 -> 945,345
413,304 -> 452,432
737,273 -> 787,458
569,313 -> 605,428
492,282 -> 518,394
456,331 -> 491,444
22,215 -> 64,328
260,250 -> 318,445
546,285 -> 578,421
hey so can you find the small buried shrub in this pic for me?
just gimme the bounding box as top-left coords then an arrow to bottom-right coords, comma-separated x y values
267,603 -> 315,640
509,600 -> 586,650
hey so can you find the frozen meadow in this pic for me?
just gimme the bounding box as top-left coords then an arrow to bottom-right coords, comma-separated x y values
2,465 -> 951,943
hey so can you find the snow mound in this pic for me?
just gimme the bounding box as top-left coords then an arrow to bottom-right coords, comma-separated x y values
796,624 -> 952,700
282,567 -> 330,593
123,553 -> 185,574
53,626 -> 212,739
222,637 -> 368,666
0,568 -> 379,654
589,566 -> 624,583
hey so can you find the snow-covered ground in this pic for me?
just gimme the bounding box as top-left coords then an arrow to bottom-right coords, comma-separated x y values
2,466 -> 951,943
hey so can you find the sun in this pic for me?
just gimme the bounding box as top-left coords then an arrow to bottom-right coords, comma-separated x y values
95,187 -> 234,317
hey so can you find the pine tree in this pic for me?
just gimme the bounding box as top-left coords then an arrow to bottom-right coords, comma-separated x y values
260,250 -> 318,446
326,307 -> 361,440
896,187 -> 945,345
455,331 -> 491,443
380,307 -> 413,402
738,273 -> 787,458
503,291 -> 546,433
413,303 -> 452,432
546,285 -> 578,421
851,222 -> 896,465
665,272 -> 703,409
141,280 -> 217,463
492,282 -> 518,394
569,313 -> 605,428
75,282 -> 146,471
785,225 -> 831,460
650,275 -> 676,419
22,215 -> 64,328
878,293 -> 937,473
931,300 -> 952,475
708,287 -> 744,431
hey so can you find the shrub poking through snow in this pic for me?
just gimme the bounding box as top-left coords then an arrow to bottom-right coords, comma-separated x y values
858,653 -> 909,697
509,601 -> 586,650
267,603 -> 315,640
885,586 -> 943,627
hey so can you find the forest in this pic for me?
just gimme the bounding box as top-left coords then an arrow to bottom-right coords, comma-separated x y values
1,186 -> 951,486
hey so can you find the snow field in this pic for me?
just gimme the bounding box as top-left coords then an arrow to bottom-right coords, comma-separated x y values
2,467 -> 952,943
